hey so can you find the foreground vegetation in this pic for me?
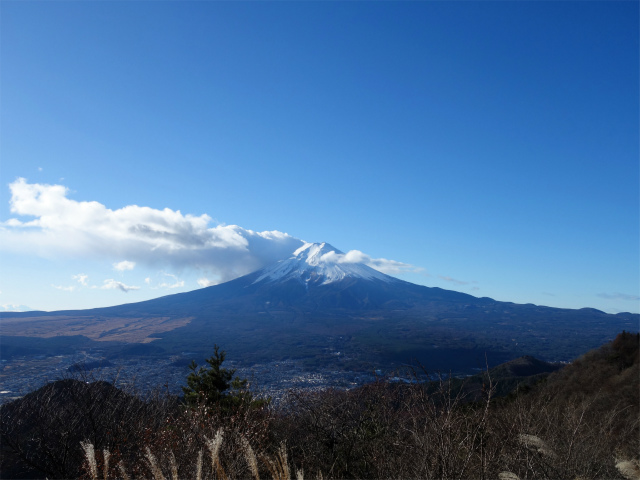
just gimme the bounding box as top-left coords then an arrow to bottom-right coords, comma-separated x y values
1,332 -> 638,479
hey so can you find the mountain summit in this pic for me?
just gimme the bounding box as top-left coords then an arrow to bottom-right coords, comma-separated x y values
253,242 -> 395,287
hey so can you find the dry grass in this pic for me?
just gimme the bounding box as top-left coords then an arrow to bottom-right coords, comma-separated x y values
81,431 -> 302,480
0,315 -> 193,343
80,441 -> 97,480
616,459 -> 640,480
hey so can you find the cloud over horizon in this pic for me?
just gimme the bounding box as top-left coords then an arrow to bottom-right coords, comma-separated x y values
438,275 -> 475,286
0,303 -> 32,312
52,284 -> 75,292
596,292 -> 640,302
1,179 -> 419,283
114,260 -> 136,272
72,273 -> 89,286
101,279 -> 140,293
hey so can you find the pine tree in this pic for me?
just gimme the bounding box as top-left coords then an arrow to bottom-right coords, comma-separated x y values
182,345 -> 250,409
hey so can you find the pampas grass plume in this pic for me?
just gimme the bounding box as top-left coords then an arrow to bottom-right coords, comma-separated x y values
145,446 -> 166,480
498,472 -> 521,480
102,448 -> 110,480
205,428 -> 225,478
169,450 -> 179,480
517,434 -> 556,458
196,449 -> 203,480
241,436 -> 260,480
616,459 -> 640,480
80,441 -> 98,480
118,461 -> 131,480
279,443 -> 290,480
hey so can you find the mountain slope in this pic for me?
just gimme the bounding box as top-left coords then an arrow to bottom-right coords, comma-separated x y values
2,243 -> 637,371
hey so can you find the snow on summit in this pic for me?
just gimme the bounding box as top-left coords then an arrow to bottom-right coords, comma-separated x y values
253,242 -> 395,286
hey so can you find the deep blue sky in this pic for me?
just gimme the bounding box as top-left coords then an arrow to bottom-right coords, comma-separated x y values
1,1 -> 638,314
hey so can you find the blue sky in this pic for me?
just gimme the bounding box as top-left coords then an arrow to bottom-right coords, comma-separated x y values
1,1 -> 638,314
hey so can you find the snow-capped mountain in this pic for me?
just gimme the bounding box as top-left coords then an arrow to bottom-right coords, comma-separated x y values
3,241 -> 636,372
253,242 -> 395,286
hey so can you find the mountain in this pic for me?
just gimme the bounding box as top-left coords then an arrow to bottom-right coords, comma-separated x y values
448,355 -> 564,400
253,242 -> 394,286
2,243 -> 637,372
113,242 -> 485,314
0,378 -> 149,479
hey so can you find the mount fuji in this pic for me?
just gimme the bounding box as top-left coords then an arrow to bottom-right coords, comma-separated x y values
2,243 -> 637,372
253,242 -> 395,286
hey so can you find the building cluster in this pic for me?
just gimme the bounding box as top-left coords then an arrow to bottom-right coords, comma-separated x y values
0,352 -> 377,406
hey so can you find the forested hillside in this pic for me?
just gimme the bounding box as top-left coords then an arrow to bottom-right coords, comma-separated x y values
1,332 -> 638,479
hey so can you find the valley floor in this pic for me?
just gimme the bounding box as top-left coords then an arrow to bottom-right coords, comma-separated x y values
1,353 -> 386,406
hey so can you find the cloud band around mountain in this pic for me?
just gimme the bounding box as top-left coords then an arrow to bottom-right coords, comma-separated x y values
320,249 -> 421,275
1,178 -> 419,283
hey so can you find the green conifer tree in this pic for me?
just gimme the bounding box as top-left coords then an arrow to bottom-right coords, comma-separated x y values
182,345 -> 251,410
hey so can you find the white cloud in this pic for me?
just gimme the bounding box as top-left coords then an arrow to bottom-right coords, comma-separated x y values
438,275 -> 472,286
1,178 -> 304,282
101,279 -> 140,293
113,260 -> 135,271
198,277 -> 217,288
320,249 -> 420,275
0,303 -> 32,312
597,292 -> 640,301
158,273 -> 184,289
1,179 -> 420,283
144,272 -> 185,289
72,273 -> 89,286
52,284 -> 75,292
5,218 -> 25,227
